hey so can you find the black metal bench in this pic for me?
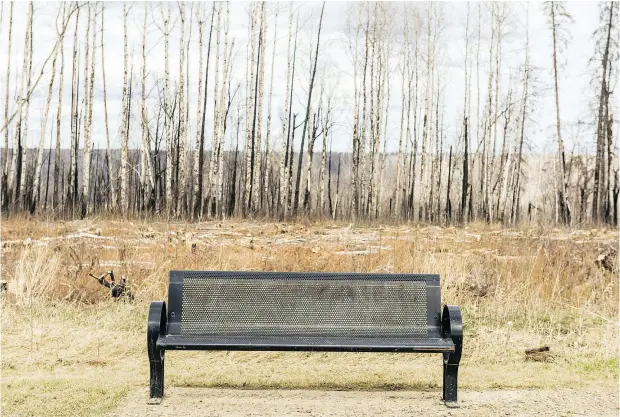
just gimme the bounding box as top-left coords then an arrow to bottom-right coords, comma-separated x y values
147,271 -> 463,407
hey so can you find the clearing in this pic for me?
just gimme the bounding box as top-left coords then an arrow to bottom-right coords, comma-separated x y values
1,218 -> 617,416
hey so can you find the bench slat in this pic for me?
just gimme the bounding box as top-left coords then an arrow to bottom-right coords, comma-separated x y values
157,335 -> 454,353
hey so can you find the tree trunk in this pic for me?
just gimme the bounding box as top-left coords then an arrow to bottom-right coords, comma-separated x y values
278,4 -> 294,216
82,4 -> 97,217
177,2 -> 187,215
162,3 -> 173,214
31,4 -> 62,213
592,3 -> 614,223
263,4 -> 278,215
2,1 -> 13,207
119,3 -> 129,213
100,4 -> 115,210
18,3 -> 33,210
140,2 -> 154,210
293,2 -> 325,216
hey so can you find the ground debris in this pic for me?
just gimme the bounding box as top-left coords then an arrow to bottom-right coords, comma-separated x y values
595,246 -> 618,273
525,346 -> 554,363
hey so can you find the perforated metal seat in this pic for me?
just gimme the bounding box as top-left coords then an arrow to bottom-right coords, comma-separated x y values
148,270 -> 463,407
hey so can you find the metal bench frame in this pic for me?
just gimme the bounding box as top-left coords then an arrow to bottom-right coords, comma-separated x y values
148,271 -> 463,407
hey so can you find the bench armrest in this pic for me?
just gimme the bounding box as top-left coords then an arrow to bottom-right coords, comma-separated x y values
441,305 -> 462,363
148,301 -> 167,354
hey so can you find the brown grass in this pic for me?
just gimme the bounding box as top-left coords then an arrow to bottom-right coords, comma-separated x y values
1,218 -> 618,416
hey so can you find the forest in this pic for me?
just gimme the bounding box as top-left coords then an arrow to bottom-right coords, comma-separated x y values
0,1 -> 618,225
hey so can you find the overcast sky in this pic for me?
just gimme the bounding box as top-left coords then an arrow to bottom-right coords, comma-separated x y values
0,1 -> 615,155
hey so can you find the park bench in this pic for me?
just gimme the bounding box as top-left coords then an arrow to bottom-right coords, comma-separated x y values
147,271 -> 463,407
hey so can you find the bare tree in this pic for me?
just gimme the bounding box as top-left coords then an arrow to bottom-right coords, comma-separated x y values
140,2 -> 155,210
12,2 -> 33,209
101,3 -> 115,209
177,1 -> 188,215
82,4 -> 97,217
544,1 -> 572,224
53,4 -> 66,210
192,3 -> 205,217
278,3 -> 294,216
2,1 -> 13,205
263,4 -> 279,215
31,4 -> 64,213
592,2 -> 617,223
293,2 -> 325,215
119,3 -> 130,213
162,2 -> 173,214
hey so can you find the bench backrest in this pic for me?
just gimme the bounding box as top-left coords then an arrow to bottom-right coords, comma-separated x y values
166,271 -> 442,338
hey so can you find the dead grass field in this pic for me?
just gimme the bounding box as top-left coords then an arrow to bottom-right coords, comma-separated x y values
1,217 -> 618,416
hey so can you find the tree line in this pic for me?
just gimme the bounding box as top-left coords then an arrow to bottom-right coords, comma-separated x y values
0,2 -> 618,225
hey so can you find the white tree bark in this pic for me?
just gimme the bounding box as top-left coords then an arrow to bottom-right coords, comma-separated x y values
18,3 -> 33,208
140,2 -> 154,206
119,2 -> 129,213
252,3 -> 266,209
53,5 -> 65,209
216,3 -> 231,218
82,5 -> 97,216
192,4 -> 205,216
177,1 -> 187,215
2,1 -> 12,185
263,4 -> 278,215
244,4 -> 257,212
162,3 -> 173,214
207,2 -> 222,215
100,4 -> 115,209
278,3 -> 293,214
32,4 -> 62,213
68,7 -> 80,209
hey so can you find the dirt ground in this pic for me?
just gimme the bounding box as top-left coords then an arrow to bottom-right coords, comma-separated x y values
113,386 -> 619,417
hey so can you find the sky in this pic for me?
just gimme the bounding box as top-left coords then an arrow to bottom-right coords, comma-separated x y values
0,1 -> 616,156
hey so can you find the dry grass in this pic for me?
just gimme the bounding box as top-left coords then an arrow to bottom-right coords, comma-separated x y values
1,218 -> 618,417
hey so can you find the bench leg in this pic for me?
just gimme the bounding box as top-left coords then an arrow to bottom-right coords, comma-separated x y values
147,301 -> 167,404
442,362 -> 459,408
149,350 -> 165,403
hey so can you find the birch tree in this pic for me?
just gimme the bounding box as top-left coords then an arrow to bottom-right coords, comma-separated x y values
82,4 -> 97,217
53,5 -> 65,209
263,4 -> 278,215
140,2 -> 154,209
192,4 -> 205,217
31,4 -> 63,213
293,2 -> 325,215
177,1 -> 187,215
13,3 -> 33,209
545,1 -> 572,224
2,1 -> 13,205
278,3 -> 294,216
162,2 -> 173,214
119,2 -> 129,213
101,4 -> 115,209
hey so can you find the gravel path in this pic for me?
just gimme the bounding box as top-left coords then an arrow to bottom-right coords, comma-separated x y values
113,386 -> 619,417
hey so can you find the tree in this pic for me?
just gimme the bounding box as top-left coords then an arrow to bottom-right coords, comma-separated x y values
31,4 -> 63,214
82,4 -> 97,217
592,2 -> 618,223
101,3 -> 115,209
54,4 -> 66,210
293,2 -> 325,216
119,2 -> 130,213
177,1 -> 188,215
2,1 -> 13,207
263,4 -> 279,215
140,2 -> 155,210
546,1 -> 572,224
